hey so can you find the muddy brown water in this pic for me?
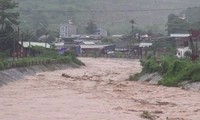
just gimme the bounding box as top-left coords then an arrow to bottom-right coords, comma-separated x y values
0,58 -> 200,120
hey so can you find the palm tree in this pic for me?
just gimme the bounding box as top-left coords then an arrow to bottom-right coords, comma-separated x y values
0,0 -> 19,31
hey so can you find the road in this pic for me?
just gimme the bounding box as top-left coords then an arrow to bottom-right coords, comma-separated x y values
0,58 -> 200,120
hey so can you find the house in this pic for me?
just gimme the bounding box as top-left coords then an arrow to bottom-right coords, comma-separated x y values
19,41 -> 51,48
62,37 -> 80,54
53,42 -> 65,50
80,44 -> 115,55
170,34 -> 191,58
170,33 -> 190,48
139,43 -> 153,48
81,41 -> 96,45
94,28 -> 108,37
189,30 -> 200,60
38,34 -> 49,41
114,40 -> 129,52
140,34 -> 151,41
177,47 -> 191,58
60,20 -> 77,38
16,41 -> 51,57
112,35 -> 123,38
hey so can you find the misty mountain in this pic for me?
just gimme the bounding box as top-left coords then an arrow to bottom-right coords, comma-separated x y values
15,0 -> 200,34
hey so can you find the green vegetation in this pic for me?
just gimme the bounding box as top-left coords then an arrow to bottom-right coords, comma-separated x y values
0,45 -> 84,70
14,0 -> 200,34
0,0 -> 19,31
167,13 -> 190,34
185,7 -> 200,24
0,0 -> 20,51
183,7 -> 200,30
0,54 -> 84,71
167,6 -> 200,34
134,56 -> 200,87
85,21 -> 97,34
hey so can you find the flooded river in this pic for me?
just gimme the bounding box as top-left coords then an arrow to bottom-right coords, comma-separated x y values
0,58 -> 200,120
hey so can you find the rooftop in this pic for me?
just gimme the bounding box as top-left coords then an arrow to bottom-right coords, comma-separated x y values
170,34 -> 190,38
19,42 -> 51,48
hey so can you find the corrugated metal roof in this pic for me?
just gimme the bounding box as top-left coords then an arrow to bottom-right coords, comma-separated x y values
54,42 -> 64,46
170,34 -> 190,38
19,42 -> 51,48
82,41 -> 95,45
139,43 -> 152,47
80,44 -> 111,49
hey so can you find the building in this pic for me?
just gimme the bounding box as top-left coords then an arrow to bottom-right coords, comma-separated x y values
60,20 -> 77,38
170,33 -> 190,48
53,42 -> 65,50
94,28 -> 108,37
80,44 -> 115,55
114,40 -> 129,52
62,37 -> 81,54
17,41 -> 52,57
19,41 -> 51,49
170,33 -> 191,58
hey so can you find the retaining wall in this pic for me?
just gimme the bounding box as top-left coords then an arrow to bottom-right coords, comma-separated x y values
0,64 -> 76,86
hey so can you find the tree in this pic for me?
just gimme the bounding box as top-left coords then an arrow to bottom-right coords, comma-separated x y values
0,0 -> 19,52
0,0 -> 19,31
22,30 -> 34,41
167,14 -> 189,34
190,21 -> 200,30
85,21 -> 97,34
30,12 -> 48,30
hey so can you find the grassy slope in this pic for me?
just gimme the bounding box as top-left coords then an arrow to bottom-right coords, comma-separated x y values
16,0 -> 200,34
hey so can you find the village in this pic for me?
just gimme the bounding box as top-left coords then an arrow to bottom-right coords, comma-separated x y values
11,19 -> 200,61
1,0 -> 200,120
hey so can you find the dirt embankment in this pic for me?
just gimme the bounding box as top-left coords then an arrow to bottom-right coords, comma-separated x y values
138,73 -> 200,92
0,58 -> 200,120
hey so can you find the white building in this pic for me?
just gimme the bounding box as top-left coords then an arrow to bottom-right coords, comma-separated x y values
60,20 -> 77,38
95,28 -> 108,37
176,47 -> 191,58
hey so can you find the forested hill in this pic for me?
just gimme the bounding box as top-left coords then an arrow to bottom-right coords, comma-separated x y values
15,0 -> 200,34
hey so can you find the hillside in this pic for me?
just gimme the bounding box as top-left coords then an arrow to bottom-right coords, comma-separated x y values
15,0 -> 200,34
184,7 -> 200,23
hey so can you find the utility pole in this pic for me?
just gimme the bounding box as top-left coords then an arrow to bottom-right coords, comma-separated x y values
13,31 -> 16,61
16,27 -> 20,60
45,33 -> 48,48
28,37 -> 31,56
129,19 -> 135,37
21,33 -> 24,57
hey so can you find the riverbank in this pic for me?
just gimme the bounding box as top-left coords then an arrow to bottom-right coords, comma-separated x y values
135,72 -> 200,91
0,63 -> 80,86
130,56 -> 200,92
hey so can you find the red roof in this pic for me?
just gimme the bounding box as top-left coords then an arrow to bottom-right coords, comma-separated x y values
190,30 -> 200,37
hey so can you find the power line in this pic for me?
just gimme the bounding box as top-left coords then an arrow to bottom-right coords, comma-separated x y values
16,8 -> 186,13
0,33 -> 15,40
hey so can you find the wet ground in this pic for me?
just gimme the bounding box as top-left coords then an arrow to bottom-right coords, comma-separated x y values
0,58 -> 200,120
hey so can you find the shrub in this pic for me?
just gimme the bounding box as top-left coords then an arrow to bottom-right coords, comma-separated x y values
142,58 -> 161,73
182,64 -> 200,82
158,59 -> 198,86
138,56 -> 200,87
160,60 -> 170,74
